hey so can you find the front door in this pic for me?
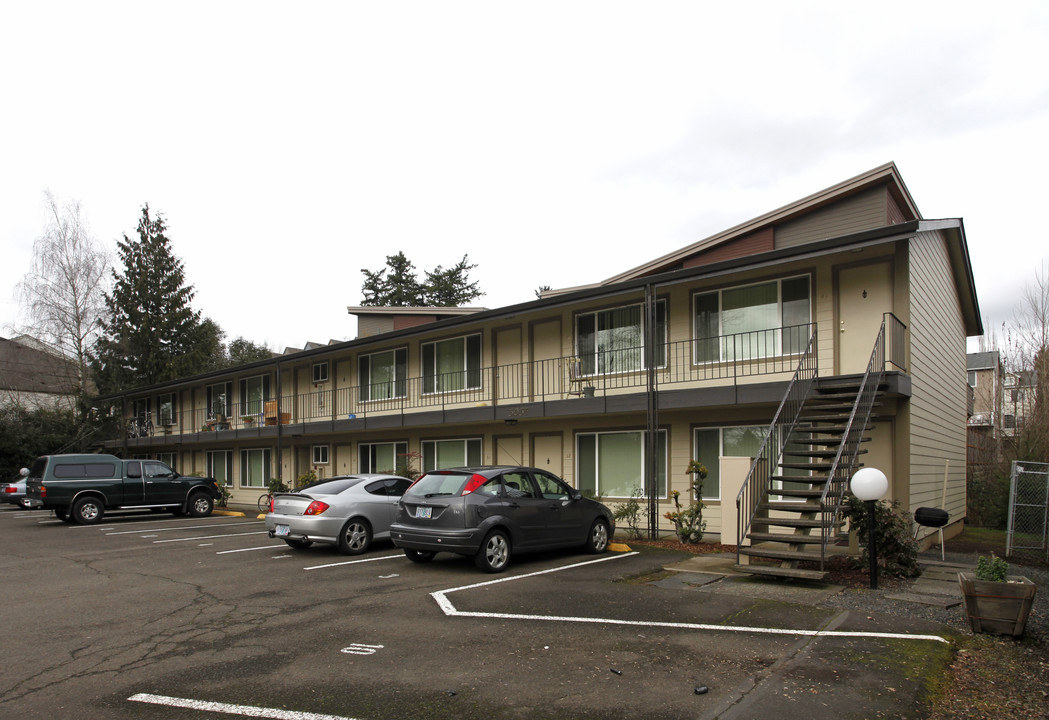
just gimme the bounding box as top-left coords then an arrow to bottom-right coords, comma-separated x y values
837,261 -> 893,374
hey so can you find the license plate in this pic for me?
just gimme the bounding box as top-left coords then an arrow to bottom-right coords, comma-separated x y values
274,524 -> 290,537
416,507 -> 432,519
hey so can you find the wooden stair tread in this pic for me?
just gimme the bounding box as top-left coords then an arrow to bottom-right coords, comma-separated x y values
734,564 -> 829,581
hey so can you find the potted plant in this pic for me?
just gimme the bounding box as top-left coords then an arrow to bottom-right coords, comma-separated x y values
241,415 -> 255,426
958,553 -> 1037,637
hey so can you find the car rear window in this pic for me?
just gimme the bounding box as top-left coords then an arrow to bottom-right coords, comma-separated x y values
405,471 -> 471,497
299,478 -> 363,495
53,462 -> 117,479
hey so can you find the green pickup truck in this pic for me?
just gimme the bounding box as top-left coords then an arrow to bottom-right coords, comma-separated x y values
25,453 -> 223,525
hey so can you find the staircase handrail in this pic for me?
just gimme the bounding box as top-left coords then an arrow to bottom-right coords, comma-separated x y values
817,316 -> 890,566
735,328 -> 819,565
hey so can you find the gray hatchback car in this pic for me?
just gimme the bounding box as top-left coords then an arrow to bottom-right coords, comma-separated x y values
265,474 -> 412,554
389,466 -> 614,572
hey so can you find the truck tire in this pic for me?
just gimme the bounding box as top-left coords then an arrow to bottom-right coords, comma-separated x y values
71,496 -> 104,525
188,493 -> 214,518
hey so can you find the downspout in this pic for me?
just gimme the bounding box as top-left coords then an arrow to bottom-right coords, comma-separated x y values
276,359 -> 283,485
644,283 -> 659,539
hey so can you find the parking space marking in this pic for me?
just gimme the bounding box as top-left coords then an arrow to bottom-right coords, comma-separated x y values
153,531 -> 270,544
107,521 -> 260,535
431,553 -> 949,644
217,544 -> 285,554
303,554 -> 402,571
129,693 -> 360,719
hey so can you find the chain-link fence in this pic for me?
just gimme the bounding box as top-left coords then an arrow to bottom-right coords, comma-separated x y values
1006,461 -> 1049,560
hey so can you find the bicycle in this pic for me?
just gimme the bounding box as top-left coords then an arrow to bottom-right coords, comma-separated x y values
257,492 -> 274,514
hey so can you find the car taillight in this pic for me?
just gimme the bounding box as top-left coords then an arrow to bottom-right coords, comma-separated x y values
269,496 -> 274,513
40,485 -> 47,498
304,501 -> 329,515
461,474 -> 488,496
3,487 -> 14,494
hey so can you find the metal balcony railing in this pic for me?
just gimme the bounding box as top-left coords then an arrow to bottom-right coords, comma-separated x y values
121,322 -> 863,437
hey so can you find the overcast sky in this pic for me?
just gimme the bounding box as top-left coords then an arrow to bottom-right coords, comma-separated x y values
2,1 -> 1047,352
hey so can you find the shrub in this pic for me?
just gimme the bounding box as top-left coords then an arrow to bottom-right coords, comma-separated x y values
664,461 -> 708,544
841,495 -> 921,578
612,488 -> 647,540
975,553 -> 1008,582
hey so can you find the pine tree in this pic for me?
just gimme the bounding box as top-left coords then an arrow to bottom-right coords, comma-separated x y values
360,252 -> 483,307
93,205 -> 205,393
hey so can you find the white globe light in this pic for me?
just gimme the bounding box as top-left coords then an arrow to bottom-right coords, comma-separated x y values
850,467 -> 888,502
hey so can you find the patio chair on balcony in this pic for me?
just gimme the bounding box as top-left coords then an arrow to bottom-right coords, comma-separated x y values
264,400 -> 290,426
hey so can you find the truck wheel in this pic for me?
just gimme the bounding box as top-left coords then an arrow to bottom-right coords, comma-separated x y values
71,497 -> 104,525
188,493 -> 214,518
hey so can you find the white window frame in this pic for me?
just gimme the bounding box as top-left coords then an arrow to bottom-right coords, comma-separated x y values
207,382 -> 232,420
312,445 -> 330,465
312,362 -> 329,383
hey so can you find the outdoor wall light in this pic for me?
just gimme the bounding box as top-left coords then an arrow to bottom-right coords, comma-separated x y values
850,467 -> 888,589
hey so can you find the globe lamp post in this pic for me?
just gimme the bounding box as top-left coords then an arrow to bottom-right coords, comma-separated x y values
850,467 -> 888,589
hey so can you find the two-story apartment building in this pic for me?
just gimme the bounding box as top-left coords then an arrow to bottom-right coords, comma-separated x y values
102,162 -> 982,579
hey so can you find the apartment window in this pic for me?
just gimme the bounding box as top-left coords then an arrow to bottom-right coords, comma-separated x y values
157,393 -> 176,426
421,438 -> 482,472
693,426 -> 766,500
576,430 -> 667,498
360,441 -> 409,474
240,448 -> 271,488
694,276 -> 811,362
359,348 -> 408,401
312,445 -> 330,465
156,452 -> 176,469
1004,414 -> 1016,429
967,371 -> 977,388
207,450 -> 234,487
576,301 -> 666,375
207,382 -> 232,419
239,375 -> 270,417
312,362 -> 329,383
422,335 -> 481,394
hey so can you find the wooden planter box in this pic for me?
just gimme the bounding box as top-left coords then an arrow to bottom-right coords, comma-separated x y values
958,572 -> 1037,637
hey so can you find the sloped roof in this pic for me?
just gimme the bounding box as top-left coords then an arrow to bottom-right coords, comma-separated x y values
602,162 -> 920,284
0,336 -> 80,395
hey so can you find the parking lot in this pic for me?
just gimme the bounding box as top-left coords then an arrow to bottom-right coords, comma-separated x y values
1,504 -> 955,719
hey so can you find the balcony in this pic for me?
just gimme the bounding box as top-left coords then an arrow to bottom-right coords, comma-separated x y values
116,319 -> 907,446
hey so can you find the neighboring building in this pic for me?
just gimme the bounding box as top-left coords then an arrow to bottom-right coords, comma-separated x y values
966,351 -> 1003,466
1002,369 -> 1038,438
0,335 -> 81,410
98,162 -> 982,579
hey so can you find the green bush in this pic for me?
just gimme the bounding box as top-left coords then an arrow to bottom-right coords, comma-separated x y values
611,488 -> 647,540
975,553 -> 1008,582
664,462 -> 708,544
842,495 -> 921,578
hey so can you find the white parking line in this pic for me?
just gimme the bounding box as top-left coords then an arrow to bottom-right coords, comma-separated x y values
217,545 -> 285,555
107,521 -> 257,535
153,531 -> 270,544
304,554 -> 402,571
431,552 -> 949,644
129,693 -> 359,719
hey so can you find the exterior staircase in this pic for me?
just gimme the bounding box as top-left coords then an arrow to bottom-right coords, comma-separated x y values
734,317 -> 896,581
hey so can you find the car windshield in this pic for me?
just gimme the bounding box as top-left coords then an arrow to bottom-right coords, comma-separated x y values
404,471 -> 471,498
297,477 -> 364,495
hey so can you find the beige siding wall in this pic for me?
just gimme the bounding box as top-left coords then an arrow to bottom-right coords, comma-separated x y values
906,230 -> 968,524
775,187 -> 887,249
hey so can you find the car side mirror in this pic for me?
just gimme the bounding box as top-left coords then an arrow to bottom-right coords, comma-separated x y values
19,467 -> 29,478
570,492 -> 582,501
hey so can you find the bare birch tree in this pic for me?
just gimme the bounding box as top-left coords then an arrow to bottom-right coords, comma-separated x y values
14,190 -> 110,400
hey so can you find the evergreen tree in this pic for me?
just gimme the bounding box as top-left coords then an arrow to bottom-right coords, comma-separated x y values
423,255 -> 482,306
360,252 -> 483,307
360,252 -> 424,306
228,337 -> 274,365
93,205 -> 205,394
